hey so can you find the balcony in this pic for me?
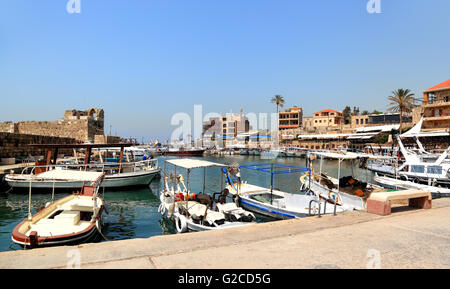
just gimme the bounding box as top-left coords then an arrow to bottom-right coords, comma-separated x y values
423,100 -> 450,108
423,115 -> 450,121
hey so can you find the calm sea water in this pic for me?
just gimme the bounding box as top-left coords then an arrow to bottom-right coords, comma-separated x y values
0,155 -> 374,252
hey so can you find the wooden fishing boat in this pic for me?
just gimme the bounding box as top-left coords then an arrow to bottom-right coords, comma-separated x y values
11,171 -> 106,249
5,143 -> 160,191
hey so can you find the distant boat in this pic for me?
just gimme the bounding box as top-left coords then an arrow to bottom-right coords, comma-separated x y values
163,147 -> 205,156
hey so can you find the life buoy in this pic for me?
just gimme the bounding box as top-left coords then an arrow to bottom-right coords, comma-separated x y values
176,215 -> 188,233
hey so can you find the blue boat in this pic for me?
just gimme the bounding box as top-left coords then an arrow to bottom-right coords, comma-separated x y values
224,163 -> 345,219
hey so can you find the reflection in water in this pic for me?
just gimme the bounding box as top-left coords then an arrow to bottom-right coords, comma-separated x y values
0,155 -> 374,252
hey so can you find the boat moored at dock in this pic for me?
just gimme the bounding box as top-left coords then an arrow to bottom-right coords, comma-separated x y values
11,171 -> 106,249
159,159 -> 256,233
5,143 -> 161,191
225,163 -> 346,220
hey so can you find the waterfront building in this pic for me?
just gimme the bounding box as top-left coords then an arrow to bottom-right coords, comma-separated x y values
312,109 -> 344,132
422,79 -> 450,131
278,106 -> 302,131
351,113 -> 412,130
202,111 -> 250,147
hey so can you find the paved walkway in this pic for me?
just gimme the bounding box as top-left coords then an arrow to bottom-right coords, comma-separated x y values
1,198 -> 449,269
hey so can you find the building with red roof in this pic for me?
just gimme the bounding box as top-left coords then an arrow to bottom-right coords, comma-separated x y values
422,79 -> 450,131
311,109 -> 344,131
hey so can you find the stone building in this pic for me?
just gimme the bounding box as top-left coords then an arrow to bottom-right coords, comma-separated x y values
202,111 -> 250,147
278,106 -> 303,131
422,79 -> 450,131
0,108 -> 105,143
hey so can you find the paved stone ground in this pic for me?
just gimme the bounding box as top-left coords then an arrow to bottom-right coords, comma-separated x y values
1,198 -> 449,269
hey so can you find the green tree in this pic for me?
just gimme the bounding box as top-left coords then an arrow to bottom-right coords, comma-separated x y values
361,110 -> 370,115
387,89 -> 417,131
271,95 -> 285,113
342,106 -> 352,124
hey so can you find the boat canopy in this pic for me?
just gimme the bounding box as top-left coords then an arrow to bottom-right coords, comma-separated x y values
309,151 -> 393,160
240,163 -> 309,174
165,159 -> 225,169
34,170 -> 104,182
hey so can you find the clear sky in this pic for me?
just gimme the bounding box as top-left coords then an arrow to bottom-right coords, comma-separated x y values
1,0 -> 449,142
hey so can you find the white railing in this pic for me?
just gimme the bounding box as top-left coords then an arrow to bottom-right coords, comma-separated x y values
19,159 -> 159,176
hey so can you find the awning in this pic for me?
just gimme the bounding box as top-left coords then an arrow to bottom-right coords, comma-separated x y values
356,124 -> 399,133
165,159 -> 225,169
34,170 -> 104,182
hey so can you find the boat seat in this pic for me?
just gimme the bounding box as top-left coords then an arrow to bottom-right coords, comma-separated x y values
204,210 -> 226,226
216,203 -> 255,222
54,210 -> 81,225
367,189 -> 432,216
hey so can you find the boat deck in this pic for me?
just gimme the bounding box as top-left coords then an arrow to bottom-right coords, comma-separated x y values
25,197 -> 97,237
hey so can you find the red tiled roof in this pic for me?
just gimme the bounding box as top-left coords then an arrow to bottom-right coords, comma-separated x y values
314,109 -> 341,114
424,79 -> 450,92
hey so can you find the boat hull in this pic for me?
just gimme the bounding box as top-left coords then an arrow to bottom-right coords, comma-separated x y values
5,169 -> 160,191
164,150 -> 205,156
238,196 -> 307,219
11,196 -> 105,249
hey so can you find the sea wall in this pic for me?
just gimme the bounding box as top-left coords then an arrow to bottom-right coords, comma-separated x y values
0,132 -> 80,159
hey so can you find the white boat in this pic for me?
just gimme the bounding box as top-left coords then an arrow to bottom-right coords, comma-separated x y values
373,173 -> 450,198
225,163 -> 347,219
367,136 -> 450,187
5,143 -> 160,191
304,151 -> 389,211
11,171 -> 106,249
159,159 -> 256,233
367,118 -> 450,187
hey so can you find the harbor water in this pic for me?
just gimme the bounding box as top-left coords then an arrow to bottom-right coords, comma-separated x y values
0,155 -> 375,252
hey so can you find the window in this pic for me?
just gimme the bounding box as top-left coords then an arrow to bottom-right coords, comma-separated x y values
410,165 -> 425,173
356,119 -> 359,125
427,166 -> 442,175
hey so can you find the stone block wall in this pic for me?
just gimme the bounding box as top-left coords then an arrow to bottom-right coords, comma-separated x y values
0,122 -> 18,133
0,132 -> 80,158
0,108 -> 105,143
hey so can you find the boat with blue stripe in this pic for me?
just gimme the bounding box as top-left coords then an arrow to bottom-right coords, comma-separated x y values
224,163 -> 345,220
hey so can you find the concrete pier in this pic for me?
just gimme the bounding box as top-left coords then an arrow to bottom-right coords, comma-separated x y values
1,198 -> 450,269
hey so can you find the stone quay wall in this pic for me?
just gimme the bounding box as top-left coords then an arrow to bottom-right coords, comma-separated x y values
0,132 -> 80,159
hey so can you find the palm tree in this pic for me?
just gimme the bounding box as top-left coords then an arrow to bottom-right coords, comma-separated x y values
387,89 -> 417,132
271,95 -> 285,113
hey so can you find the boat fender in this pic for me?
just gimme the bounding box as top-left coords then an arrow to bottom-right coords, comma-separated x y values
158,203 -> 166,216
45,202 -> 51,208
167,203 -> 175,218
233,195 -> 241,206
328,192 -> 339,203
175,215 -> 188,233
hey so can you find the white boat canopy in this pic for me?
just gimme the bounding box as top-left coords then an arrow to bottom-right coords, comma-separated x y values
165,159 -> 225,169
34,170 -> 104,182
309,151 -> 393,160
355,124 -> 400,133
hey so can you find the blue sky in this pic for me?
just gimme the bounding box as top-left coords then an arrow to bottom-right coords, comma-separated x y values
1,0 -> 449,141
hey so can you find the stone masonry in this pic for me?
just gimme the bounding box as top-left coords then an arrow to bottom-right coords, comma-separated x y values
0,108 -> 105,143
